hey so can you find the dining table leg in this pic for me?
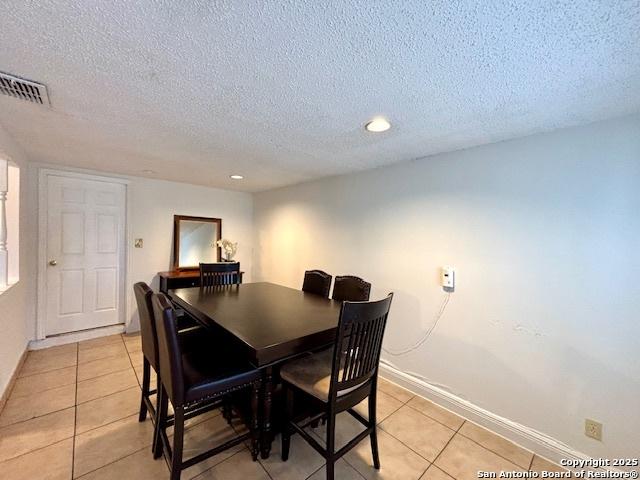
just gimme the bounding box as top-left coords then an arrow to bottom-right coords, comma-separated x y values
260,366 -> 274,459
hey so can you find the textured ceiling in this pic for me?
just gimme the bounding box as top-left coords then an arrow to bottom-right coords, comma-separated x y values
0,1 -> 639,192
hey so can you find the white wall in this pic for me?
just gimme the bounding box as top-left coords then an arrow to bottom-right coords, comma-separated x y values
0,124 -> 37,397
126,176 -> 253,330
253,114 -> 640,460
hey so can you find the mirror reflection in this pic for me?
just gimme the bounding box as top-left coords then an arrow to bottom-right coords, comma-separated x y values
173,216 -> 221,269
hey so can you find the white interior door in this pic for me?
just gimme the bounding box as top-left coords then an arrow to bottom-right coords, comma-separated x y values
45,174 -> 126,336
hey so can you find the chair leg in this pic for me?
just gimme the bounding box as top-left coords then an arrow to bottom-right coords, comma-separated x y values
326,459 -> 335,480
153,384 -> 168,459
281,384 -> 293,461
138,358 -> 150,422
369,391 -> 380,469
222,397 -> 232,425
151,374 -> 162,456
170,406 -> 185,480
250,381 -> 261,461
326,412 -> 336,480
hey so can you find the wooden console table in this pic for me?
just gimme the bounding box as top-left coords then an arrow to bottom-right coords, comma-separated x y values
158,269 -> 244,293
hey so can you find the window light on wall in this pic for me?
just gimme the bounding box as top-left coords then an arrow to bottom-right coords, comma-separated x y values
0,157 -> 19,293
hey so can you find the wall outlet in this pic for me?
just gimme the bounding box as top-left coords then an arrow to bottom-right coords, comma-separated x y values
441,266 -> 455,290
585,419 -> 602,441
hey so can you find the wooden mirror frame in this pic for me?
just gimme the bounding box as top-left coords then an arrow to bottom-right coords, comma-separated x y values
172,215 -> 222,270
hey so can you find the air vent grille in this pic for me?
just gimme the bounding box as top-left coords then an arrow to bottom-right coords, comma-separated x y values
0,72 -> 50,106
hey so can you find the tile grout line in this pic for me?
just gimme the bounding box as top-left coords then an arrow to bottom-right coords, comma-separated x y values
76,382 -> 139,406
0,379 -> 77,426
378,383 -> 415,404
76,384 -> 140,405
77,352 -> 131,366
72,443 -> 156,479
300,388 -> 411,474
430,418 -> 466,467
368,409 -> 457,475
0,406 -> 76,434
74,407 -> 223,476
377,407 -> 458,464
404,398 -> 464,430
8,376 -> 77,399
0,372 -> 138,430
246,447 -> 276,480
17,362 -> 78,380
71,342 -> 79,480
192,448 -> 254,480
333,391 -> 412,479
304,462 -> 325,479
381,380 -> 538,471
402,396 -> 534,470
452,424 -> 532,470
0,399 -> 76,429
77,365 -> 134,384
411,418 -> 467,480
0,348 -> 81,433
224,410 -> 275,480
72,336 -> 140,439
0,437 -> 75,467
373,392 -> 410,424
78,337 -> 125,350
74,401 -> 140,437
72,335 -> 147,479
123,334 -> 143,387
423,464 -> 456,480
18,343 -> 128,381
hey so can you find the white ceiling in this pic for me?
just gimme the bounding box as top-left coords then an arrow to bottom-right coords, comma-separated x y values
0,1 -> 639,192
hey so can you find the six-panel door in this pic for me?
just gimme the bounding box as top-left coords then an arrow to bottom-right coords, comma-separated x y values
45,175 -> 125,336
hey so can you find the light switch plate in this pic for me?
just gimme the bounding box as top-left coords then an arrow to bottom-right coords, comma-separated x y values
585,419 -> 602,441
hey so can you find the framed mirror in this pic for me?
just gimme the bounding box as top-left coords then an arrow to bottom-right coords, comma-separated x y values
173,215 -> 222,270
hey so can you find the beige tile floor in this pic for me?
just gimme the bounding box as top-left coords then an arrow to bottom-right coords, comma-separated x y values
0,333 -> 565,479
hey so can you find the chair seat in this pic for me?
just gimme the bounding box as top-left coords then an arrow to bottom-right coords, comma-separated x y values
281,348 -> 364,402
281,348 -> 334,401
182,350 -> 261,404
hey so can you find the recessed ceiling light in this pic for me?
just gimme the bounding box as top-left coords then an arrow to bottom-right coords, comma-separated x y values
141,169 -> 156,174
230,174 -> 244,180
365,117 -> 391,133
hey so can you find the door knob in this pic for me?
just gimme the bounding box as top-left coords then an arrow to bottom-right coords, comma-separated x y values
49,260 -> 58,266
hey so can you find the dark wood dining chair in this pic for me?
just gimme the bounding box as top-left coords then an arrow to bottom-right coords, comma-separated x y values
133,282 -> 219,450
280,293 -> 394,480
331,275 -> 371,302
133,282 -> 161,427
200,262 -> 241,287
151,292 -> 262,480
302,270 -> 332,298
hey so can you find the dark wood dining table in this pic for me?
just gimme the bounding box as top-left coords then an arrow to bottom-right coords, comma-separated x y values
168,281 -> 343,458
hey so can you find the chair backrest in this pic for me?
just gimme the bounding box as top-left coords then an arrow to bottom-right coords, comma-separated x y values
329,293 -> 393,401
133,282 -> 158,371
302,270 -> 332,298
331,275 -> 371,302
200,262 -> 241,287
151,292 -> 185,406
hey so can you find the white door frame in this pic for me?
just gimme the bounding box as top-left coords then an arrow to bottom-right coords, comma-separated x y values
37,168 -> 130,340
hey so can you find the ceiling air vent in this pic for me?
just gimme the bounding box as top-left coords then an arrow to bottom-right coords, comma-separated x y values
0,72 -> 50,106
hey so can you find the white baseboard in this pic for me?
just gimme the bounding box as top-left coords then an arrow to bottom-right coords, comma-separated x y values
0,346 -> 28,415
379,362 -> 595,469
29,324 -> 125,350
